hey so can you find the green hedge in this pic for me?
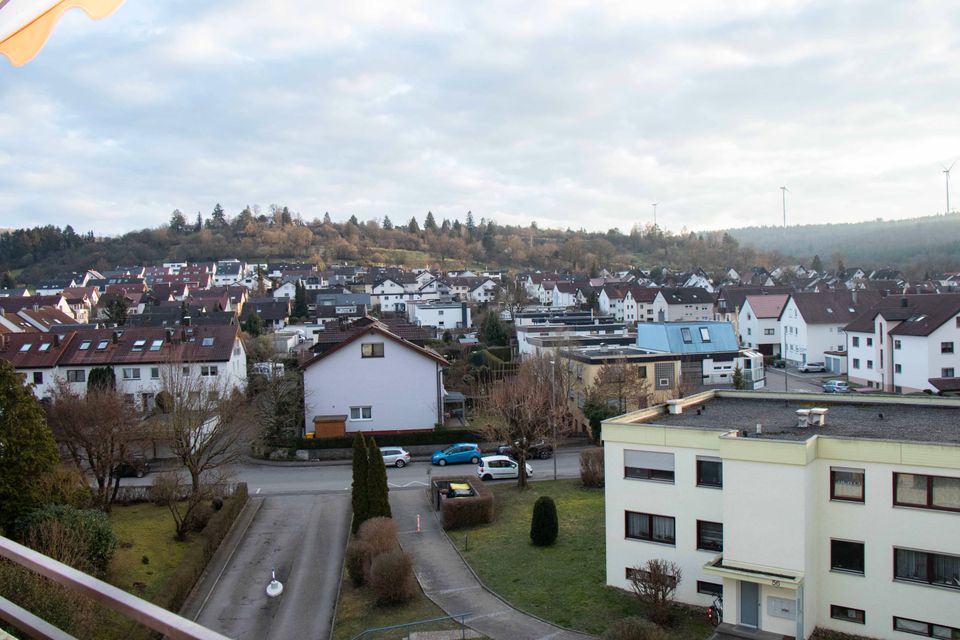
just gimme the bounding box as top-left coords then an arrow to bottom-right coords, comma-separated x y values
486,346 -> 512,362
286,429 -> 483,450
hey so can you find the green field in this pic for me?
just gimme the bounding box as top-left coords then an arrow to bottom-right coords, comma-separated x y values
456,480 -> 713,639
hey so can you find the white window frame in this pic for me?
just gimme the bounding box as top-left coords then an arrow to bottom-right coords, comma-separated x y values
349,406 -> 373,421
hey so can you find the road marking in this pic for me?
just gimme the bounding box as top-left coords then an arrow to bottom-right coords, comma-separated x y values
255,488 -> 261,494
388,481 -> 429,488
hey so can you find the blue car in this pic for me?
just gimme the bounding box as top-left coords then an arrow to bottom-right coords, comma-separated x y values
431,443 -> 482,466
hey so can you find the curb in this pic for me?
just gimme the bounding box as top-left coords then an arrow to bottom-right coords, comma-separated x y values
417,489 -> 597,640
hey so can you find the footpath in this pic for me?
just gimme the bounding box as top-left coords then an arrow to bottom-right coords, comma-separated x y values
390,490 -> 596,640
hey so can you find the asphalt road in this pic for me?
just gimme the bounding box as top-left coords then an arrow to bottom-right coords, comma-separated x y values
761,367 -> 833,393
192,493 -> 350,640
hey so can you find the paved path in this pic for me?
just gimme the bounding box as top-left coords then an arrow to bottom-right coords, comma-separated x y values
184,493 -> 350,640
391,489 -> 596,640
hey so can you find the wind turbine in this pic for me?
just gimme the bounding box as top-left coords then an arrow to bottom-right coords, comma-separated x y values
943,162 -> 956,214
651,202 -> 658,227
780,186 -> 789,229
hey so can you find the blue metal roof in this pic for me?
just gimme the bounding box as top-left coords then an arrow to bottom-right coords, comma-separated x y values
635,321 -> 739,353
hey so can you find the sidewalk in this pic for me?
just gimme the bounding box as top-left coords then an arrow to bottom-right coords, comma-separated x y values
390,490 -> 596,640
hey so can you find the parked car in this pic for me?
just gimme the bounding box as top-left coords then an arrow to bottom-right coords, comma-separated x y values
798,362 -> 826,373
381,447 -> 412,468
771,359 -> 786,369
497,440 -> 553,460
431,443 -> 482,466
476,455 -> 533,481
822,380 -> 851,393
113,455 -> 150,478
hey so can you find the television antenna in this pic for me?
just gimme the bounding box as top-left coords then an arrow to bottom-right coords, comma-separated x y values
943,162 -> 956,214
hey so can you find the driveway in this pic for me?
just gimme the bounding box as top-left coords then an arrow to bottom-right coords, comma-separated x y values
188,494 -> 350,640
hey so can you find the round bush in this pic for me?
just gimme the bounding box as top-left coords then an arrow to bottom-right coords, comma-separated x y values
368,549 -> 417,606
530,496 -> 558,546
357,517 -> 398,557
17,505 -> 117,576
602,617 -> 670,640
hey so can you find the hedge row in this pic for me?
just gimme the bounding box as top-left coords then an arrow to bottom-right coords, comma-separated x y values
286,429 -> 483,450
128,483 -> 249,640
436,476 -> 495,530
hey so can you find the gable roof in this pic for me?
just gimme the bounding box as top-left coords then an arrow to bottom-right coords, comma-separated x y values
658,287 -> 714,305
743,294 -> 789,319
843,294 -> 960,337
302,322 -> 448,369
784,291 -> 880,325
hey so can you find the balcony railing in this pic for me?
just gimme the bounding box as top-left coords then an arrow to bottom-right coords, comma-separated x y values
0,535 -> 231,640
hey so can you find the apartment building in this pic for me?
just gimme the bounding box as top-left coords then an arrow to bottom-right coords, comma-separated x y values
738,294 -> 789,356
780,291 -> 879,367
603,391 -> 960,640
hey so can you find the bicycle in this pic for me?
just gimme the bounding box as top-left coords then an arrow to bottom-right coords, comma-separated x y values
707,595 -> 723,626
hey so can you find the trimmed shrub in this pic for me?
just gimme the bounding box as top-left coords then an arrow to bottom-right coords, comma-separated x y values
580,448 -> 605,488
365,439 -> 392,520
357,517 -> 399,557
345,539 -> 370,587
437,477 -> 495,530
530,496 -> 558,546
17,505 -> 117,576
368,549 -> 417,606
602,617 -> 670,640
187,502 -> 214,532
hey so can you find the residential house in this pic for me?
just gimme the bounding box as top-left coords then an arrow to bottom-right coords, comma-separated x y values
35,277 -> 78,296
624,287 -> 660,324
406,301 -> 471,332
845,294 -> 960,393
302,322 -> 448,437
514,311 -> 626,357
779,292 -> 879,369
602,390 -> 960,640
240,298 -> 291,330
551,281 -> 580,309
635,321 -> 764,389
371,277 -> 407,313
738,294 -> 789,356
715,285 -> 795,337
0,288 -> 30,297
654,287 -> 715,322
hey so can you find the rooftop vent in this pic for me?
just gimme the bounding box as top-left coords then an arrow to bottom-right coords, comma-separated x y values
795,409 -> 810,428
808,407 -> 828,427
667,399 -> 683,415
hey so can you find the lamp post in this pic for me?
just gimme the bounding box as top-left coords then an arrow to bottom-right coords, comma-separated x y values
549,359 -> 557,481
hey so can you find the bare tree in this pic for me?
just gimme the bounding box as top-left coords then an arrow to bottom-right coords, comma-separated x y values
149,364 -> 248,538
629,559 -> 682,625
46,384 -> 145,511
252,370 -> 304,443
495,279 -> 532,321
589,358 -> 653,414
483,356 -> 573,488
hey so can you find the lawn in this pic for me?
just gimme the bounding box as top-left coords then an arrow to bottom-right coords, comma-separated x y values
332,567 -> 478,640
455,479 -> 714,639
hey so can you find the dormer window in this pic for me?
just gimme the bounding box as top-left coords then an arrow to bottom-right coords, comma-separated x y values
132,340 -> 147,352
202,337 -> 214,347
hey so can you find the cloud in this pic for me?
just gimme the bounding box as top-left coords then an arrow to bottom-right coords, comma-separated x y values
3,0 -> 960,237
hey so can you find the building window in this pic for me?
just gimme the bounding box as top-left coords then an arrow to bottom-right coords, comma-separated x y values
852,358 -> 860,369
32,372 -> 43,385
201,365 -> 219,377
151,367 -> 160,379
654,362 -> 673,389
895,339 -> 901,350
894,473 -> 960,512
122,368 -> 140,380
132,339 -> 146,352
361,342 -> 385,358
894,548 -> 960,590
830,605 -> 865,625
895,364 -> 902,374
867,360 -> 873,369
697,581 -> 723,597
696,521 -> 723,552
831,539 -> 865,574
624,450 -> 674,483
830,467 -> 865,502
699,327 -> 711,342
680,328 -> 693,343
349,406 -> 373,420
893,616 -> 960,637
943,368 -> 955,378
866,337 -> 873,346
625,511 -> 675,545
852,336 -> 860,347
626,566 -> 678,587
66,370 -> 86,383
764,328 -> 775,335
697,457 -> 723,488
942,342 -> 955,354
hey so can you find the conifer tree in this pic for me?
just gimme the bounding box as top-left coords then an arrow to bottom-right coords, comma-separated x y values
365,438 -> 392,519
424,211 -> 438,232
351,432 -> 370,533
382,215 -> 394,230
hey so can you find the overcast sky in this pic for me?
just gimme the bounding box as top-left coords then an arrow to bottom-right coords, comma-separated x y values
4,0 -> 960,235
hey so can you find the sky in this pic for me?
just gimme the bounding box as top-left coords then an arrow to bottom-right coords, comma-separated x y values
3,0 -> 960,236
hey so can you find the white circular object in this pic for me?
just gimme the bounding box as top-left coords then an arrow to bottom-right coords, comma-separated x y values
266,579 -> 284,598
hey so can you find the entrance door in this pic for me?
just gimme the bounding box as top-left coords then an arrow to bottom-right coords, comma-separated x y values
740,581 -> 759,628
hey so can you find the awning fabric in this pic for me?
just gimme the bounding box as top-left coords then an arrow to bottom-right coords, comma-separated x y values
0,0 -> 123,67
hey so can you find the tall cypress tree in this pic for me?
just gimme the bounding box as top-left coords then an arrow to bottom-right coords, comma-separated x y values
350,432 -> 369,533
366,438 -> 392,519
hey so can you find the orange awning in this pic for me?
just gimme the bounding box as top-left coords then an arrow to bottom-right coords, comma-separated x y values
0,0 -> 123,67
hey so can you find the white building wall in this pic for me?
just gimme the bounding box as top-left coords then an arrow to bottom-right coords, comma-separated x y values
303,334 -> 440,433
846,330 -> 881,387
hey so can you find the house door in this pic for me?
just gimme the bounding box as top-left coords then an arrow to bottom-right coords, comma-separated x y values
740,581 -> 759,628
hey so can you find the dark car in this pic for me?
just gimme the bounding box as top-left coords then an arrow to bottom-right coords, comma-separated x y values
497,440 -> 553,460
113,455 -> 150,478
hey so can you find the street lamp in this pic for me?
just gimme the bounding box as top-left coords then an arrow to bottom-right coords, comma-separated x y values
549,359 -> 557,481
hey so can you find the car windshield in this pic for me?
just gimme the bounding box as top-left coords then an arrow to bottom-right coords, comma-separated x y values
443,447 -> 457,454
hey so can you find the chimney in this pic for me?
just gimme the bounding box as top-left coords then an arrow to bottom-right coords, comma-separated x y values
165,328 -> 175,341
900,297 -> 908,308
53,334 -> 61,348
183,316 -> 192,327
181,328 -> 187,342
795,409 -> 811,428
112,330 -> 120,344
851,289 -> 858,305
